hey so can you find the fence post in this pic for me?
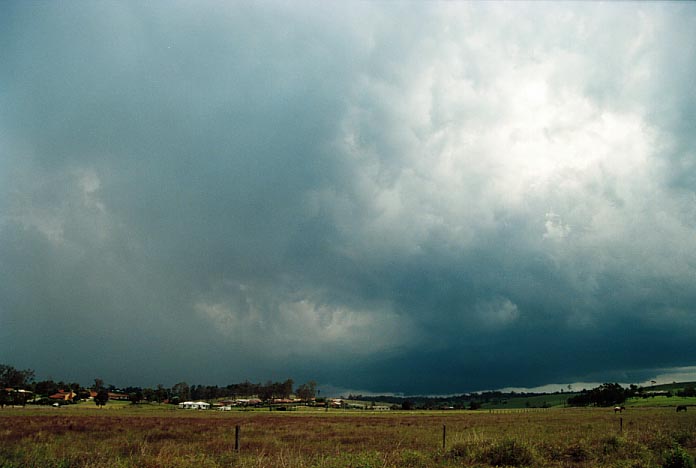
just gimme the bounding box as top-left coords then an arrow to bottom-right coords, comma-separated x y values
235,425 -> 240,452
442,425 -> 446,450
619,417 -> 623,433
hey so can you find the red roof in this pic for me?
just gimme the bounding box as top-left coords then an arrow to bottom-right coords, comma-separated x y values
49,391 -> 76,400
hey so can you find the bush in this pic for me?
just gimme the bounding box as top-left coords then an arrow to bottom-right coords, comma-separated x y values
483,438 -> 536,467
448,442 -> 471,458
399,449 -> 430,468
603,435 -> 626,454
565,441 -> 591,462
673,431 -> 695,448
663,446 -> 695,468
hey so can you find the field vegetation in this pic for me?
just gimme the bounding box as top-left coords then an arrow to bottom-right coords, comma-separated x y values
1,405 -> 695,468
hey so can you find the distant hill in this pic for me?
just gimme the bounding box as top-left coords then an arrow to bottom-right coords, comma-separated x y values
349,389 -> 578,409
643,381 -> 696,392
349,381 -> 696,410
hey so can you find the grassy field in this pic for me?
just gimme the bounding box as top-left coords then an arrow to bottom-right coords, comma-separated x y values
1,405 -> 695,468
627,396 -> 696,408
479,393 -> 575,409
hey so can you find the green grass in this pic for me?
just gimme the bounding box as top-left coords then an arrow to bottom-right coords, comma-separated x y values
646,382 -> 696,392
626,396 -> 696,408
480,392 -> 575,409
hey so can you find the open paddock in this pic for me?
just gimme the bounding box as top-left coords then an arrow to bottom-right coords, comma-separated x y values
1,406 -> 695,467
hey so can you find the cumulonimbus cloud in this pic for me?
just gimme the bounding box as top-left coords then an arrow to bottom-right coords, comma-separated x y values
1,1 -> 695,393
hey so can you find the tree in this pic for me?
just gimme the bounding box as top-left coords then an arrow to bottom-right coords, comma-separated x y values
258,381 -> 274,401
172,382 -> 190,401
142,387 -> 155,402
154,384 -> 168,403
0,364 -> 35,389
94,389 -> 109,407
34,380 -> 60,397
93,378 -> 104,392
296,381 -> 317,401
567,383 -> 627,407
281,379 -> 294,399
129,390 -> 143,404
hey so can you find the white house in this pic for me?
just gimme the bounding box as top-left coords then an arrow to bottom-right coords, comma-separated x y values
178,401 -> 210,410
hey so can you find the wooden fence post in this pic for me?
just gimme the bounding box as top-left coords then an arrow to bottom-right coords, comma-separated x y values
235,425 -> 240,452
442,425 -> 446,450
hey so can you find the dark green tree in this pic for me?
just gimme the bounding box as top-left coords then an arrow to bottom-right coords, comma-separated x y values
154,384 -> 168,403
281,379 -> 294,399
296,381 -> 317,401
94,389 -> 109,407
129,390 -> 143,404
567,383 -> 627,407
34,380 -> 60,397
172,382 -> 190,401
93,378 -> 104,391
0,364 -> 35,389
142,387 -> 154,402
258,381 -> 274,401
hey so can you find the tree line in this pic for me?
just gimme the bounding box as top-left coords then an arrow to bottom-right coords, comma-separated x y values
566,383 -> 636,407
0,363 -> 317,407
566,382 -> 696,407
352,382 -> 696,410
349,389 -> 565,410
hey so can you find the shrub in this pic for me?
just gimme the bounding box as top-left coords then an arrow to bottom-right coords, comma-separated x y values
603,435 -> 626,454
448,442 -> 471,458
663,446 -> 695,468
483,438 -> 536,467
537,441 -> 564,461
398,449 -> 430,468
673,431 -> 695,448
565,441 -> 591,462
647,431 -> 679,453
340,451 -> 383,468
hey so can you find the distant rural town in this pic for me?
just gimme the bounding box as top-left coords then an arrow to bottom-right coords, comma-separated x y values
2,363 -> 695,412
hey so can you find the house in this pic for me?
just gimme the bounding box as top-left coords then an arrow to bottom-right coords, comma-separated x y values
49,390 -> 76,401
329,398 -> 343,408
233,398 -> 262,406
2,388 -> 33,406
89,391 -> 129,401
271,398 -> 295,405
178,401 -> 210,410
372,405 -> 391,411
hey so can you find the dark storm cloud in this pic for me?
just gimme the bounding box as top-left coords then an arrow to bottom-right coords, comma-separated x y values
2,1 -> 696,393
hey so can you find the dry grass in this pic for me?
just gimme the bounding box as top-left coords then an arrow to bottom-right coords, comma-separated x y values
1,406 -> 694,467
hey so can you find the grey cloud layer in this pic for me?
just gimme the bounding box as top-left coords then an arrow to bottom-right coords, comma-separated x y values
2,1 -> 696,393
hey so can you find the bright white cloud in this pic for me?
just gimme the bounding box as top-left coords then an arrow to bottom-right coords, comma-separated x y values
196,293 -> 415,357
474,297 -> 520,328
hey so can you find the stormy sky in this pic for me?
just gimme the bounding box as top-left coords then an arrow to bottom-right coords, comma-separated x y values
2,1 -> 696,395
